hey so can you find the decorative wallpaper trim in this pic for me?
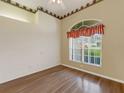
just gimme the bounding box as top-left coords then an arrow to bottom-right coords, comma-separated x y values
61,0 -> 103,19
0,0 -> 103,20
37,7 -> 61,19
0,0 -> 37,13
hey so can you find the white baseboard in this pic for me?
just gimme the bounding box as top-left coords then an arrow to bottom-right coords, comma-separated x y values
62,64 -> 124,84
0,64 -> 60,84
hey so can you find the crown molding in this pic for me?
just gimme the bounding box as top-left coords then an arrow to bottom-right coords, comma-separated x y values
0,0 -> 103,20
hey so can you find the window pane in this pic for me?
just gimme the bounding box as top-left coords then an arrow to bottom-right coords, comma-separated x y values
97,42 -> 101,47
84,49 -> 88,55
72,37 -> 82,62
95,49 -> 101,56
89,49 -> 94,56
95,57 -> 101,65
84,37 -> 89,44
84,56 -> 88,63
74,49 -> 82,61
89,56 -> 94,64
69,38 -> 73,60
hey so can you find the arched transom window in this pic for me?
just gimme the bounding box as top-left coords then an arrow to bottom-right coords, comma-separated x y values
67,20 -> 105,66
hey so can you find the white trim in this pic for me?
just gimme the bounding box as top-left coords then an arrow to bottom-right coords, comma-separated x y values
69,35 -> 103,67
0,64 -> 60,84
62,64 -> 124,84
69,59 -> 101,67
83,62 -> 102,67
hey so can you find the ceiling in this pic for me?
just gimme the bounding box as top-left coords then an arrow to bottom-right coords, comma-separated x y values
11,0 -> 95,16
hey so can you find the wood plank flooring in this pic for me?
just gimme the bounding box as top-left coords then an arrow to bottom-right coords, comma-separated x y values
0,65 -> 124,93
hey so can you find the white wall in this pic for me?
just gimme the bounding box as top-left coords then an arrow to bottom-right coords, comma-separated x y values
0,11 -> 61,84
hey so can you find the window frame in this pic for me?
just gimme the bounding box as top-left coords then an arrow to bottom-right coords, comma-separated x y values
69,34 -> 103,67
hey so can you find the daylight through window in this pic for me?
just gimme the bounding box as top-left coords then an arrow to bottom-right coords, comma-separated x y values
68,20 -> 105,66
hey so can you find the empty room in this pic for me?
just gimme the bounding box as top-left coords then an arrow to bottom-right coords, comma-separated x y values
0,0 -> 124,93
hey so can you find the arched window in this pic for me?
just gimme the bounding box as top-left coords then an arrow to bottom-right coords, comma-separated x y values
67,20 -> 105,66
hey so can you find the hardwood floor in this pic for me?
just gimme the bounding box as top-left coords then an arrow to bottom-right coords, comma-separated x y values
0,65 -> 124,93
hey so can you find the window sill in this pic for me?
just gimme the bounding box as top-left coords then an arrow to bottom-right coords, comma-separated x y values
83,62 -> 102,67
69,60 -> 102,68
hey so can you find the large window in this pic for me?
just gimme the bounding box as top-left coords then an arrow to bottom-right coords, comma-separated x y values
68,20 -> 104,67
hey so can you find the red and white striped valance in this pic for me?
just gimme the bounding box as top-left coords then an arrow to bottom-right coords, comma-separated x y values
67,24 -> 105,38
